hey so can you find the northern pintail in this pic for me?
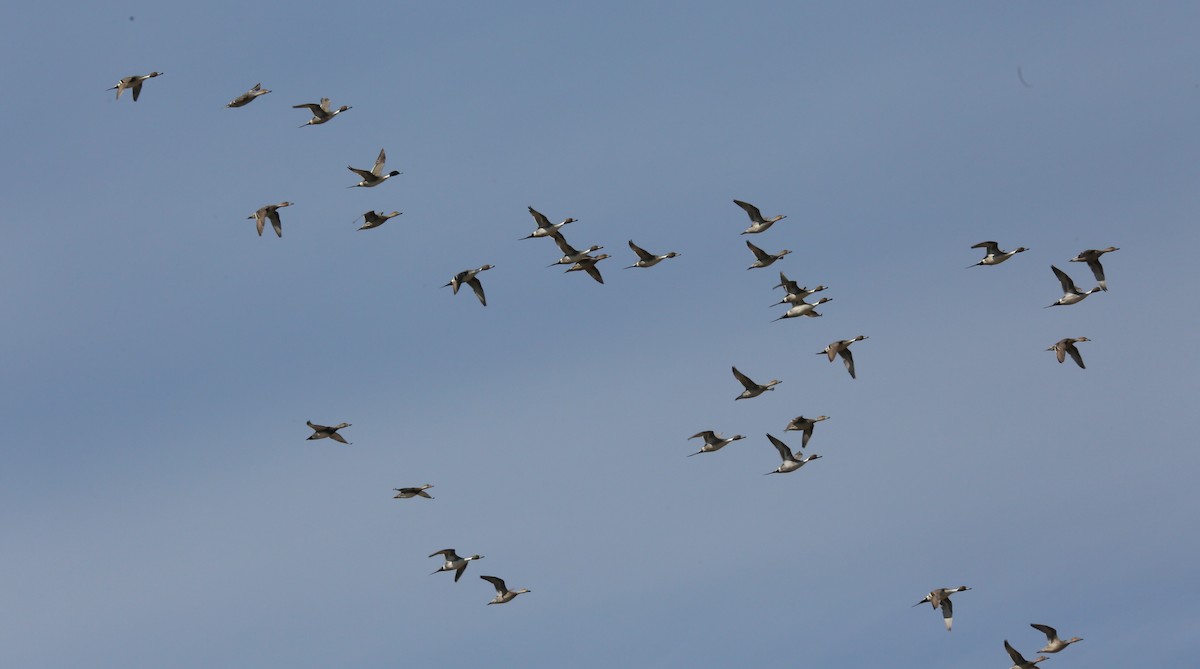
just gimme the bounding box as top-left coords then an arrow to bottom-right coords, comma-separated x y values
1029,624 -> 1083,653
1047,337 -> 1089,369
348,148 -> 401,188
547,233 -> 605,266
732,366 -> 781,400
733,199 -> 786,234
248,202 -> 292,237
913,585 -> 970,631
746,240 -> 791,269
480,575 -> 530,605
772,297 -> 832,321
784,415 -> 829,448
1004,640 -> 1048,669
522,207 -> 577,240
429,549 -> 484,582
357,210 -> 402,230
1070,246 -> 1118,291
1046,265 -> 1101,307
393,485 -> 433,499
625,240 -> 679,268
445,265 -> 493,306
773,272 -> 827,305
765,434 -> 821,474
306,421 -> 351,444
109,72 -> 162,101
564,254 -> 610,284
687,430 -> 745,456
294,97 -> 351,127
226,82 -> 270,108
817,336 -> 868,379
968,241 -> 1028,267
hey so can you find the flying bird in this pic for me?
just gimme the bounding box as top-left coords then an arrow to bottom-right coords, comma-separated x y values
564,254 -> 610,284
393,485 -> 434,499
913,586 -> 970,631
687,430 -> 745,456
765,434 -> 821,474
1069,246 -> 1119,291
1030,623 -> 1083,653
109,71 -> 162,101
625,240 -> 679,268
817,336 -> 868,379
784,415 -> 829,448
733,199 -> 786,234
522,207 -> 577,240
1047,337 -> 1089,369
445,265 -> 493,306
968,241 -> 1028,267
480,575 -> 530,605
429,549 -> 484,582
306,421 -> 351,444
772,297 -> 832,321
1046,265 -> 1101,307
226,82 -> 271,108
294,97 -> 351,127
732,366 -> 781,400
247,202 -> 292,237
348,148 -> 401,188
745,240 -> 790,269
356,210 -> 402,231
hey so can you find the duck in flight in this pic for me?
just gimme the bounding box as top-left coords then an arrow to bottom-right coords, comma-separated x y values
348,149 -> 401,188
480,575 -> 530,605
248,202 -> 292,237
732,366 -> 781,400
913,585 -> 970,631
522,207 -> 577,240
429,549 -> 484,582
625,240 -> 679,268
1047,337 -> 1089,369
968,240 -> 1028,267
1046,265 -> 1101,307
765,434 -> 821,474
226,82 -> 271,108
733,199 -> 786,234
294,97 -> 351,126
393,485 -> 434,499
306,421 -> 351,444
109,72 -> 162,101
445,265 -> 493,306
817,336 -> 868,379
1069,246 -> 1118,291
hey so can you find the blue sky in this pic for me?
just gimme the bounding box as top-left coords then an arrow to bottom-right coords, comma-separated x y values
3,2 -> 1199,667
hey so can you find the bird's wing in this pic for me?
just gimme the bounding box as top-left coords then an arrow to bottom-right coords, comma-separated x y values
731,366 -> 757,390
839,348 -> 856,379
1066,343 -> 1085,369
941,598 -> 954,630
733,199 -> 763,222
1030,624 -> 1057,641
348,166 -> 374,180
971,241 -> 1001,255
745,240 -> 769,261
1004,640 -> 1025,664
372,148 -> 386,176
628,240 -> 653,261
551,232 -> 580,256
528,206 -> 552,229
467,277 -> 487,306
267,209 -> 283,237
766,434 -> 793,461
584,264 -> 604,284
480,575 -> 507,593
1051,265 -> 1077,292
